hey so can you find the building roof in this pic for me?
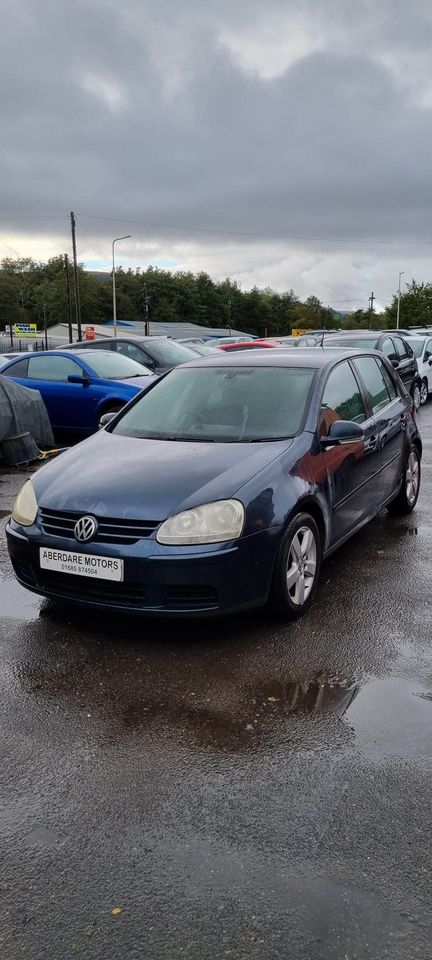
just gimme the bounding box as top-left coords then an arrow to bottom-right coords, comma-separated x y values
47,321 -> 250,341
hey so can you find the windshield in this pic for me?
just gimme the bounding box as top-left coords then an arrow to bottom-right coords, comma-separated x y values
77,352 -> 151,379
145,339 -> 199,365
112,365 -> 315,442
408,339 -> 425,358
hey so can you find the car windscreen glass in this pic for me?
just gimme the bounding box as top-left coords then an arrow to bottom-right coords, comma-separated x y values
144,339 -> 200,365
112,366 -> 316,441
75,352 -> 151,379
409,340 -> 426,358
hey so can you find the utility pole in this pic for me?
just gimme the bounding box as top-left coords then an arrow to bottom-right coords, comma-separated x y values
64,253 -> 73,343
43,302 -> 48,350
70,211 -> 82,341
143,282 -> 150,336
396,271 -> 404,330
368,291 -> 375,329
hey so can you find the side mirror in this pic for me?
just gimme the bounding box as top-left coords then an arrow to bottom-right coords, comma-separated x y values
99,412 -> 116,430
391,359 -> 400,369
321,420 -> 364,447
68,374 -> 90,385
428,358 -> 432,367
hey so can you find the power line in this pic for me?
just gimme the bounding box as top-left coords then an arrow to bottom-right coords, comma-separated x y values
77,213 -> 432,246
0,215 -> 68,221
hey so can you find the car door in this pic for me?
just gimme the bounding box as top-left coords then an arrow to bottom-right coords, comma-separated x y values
423,339 -> 432,393
24,355 -> 98,433
352,355 -> 406,505
391,336 -> 417,391
319,359 -> 381,546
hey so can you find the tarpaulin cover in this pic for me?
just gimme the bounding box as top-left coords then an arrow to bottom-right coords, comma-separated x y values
0,378 -> 54,447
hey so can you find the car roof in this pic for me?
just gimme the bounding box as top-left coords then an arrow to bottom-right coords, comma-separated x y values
176,347 -> 383,370
67,336 -> 167,346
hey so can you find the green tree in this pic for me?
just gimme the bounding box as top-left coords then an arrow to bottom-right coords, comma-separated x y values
384,280 -> 432,329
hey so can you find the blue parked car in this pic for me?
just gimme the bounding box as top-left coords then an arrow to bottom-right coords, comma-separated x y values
7,349 -> 421,619
0,349 -> 156,437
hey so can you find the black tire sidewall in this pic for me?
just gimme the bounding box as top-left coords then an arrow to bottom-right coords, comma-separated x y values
269,512 -> 322,619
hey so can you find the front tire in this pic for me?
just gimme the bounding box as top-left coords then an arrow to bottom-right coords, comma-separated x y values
412,382 -> 421,411
387,446 -> 421,515
420,379 -> 429,405
269,512 -> 322,619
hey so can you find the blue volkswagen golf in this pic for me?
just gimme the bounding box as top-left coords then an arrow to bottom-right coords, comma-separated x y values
7,349 -> 421,619
0,349 -> 156,437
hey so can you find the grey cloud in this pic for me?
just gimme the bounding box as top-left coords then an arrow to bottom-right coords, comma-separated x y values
1,0 -> 432,304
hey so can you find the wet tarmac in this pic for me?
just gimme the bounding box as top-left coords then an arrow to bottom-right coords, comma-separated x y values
1,412 -> 432,960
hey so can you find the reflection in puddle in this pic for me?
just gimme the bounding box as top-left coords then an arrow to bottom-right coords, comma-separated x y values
261,679 -> 359,718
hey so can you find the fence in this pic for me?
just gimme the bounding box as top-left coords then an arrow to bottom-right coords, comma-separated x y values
0,336 -> 64,354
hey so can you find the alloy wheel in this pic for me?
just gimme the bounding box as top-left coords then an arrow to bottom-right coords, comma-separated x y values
413,384 -> 421,411
286,525 -> 317,606
420,381 -> 428,405
406,451 -> 420,505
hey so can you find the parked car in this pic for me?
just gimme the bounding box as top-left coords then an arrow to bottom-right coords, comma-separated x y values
272,335 -> 321,347
176,339 -> 220,356
218,339 -> 276,351
323,332 -> 422,409
0,349 -> 156,437
405,336 -> 432,404
59,336 -> 199,375
7,348 -> 421,620
207,336 -> 255,346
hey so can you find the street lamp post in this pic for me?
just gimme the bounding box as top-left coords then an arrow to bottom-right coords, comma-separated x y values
112,235 -> 131,337
396,271 -> 405,330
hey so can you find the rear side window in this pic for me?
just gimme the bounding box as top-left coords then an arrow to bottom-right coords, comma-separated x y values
353,356 -> 393,414
2,357 -> 29,377
320,361 -> 366,433
27,356 -> 83,382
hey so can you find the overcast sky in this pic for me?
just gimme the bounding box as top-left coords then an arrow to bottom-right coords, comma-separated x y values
1,0 -> 432,309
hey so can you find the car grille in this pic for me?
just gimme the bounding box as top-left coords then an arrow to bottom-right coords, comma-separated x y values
39,508 -> 160,545
13,562 -> 219,612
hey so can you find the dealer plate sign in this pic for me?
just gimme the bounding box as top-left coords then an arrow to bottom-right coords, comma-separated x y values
39,547 -> 124,581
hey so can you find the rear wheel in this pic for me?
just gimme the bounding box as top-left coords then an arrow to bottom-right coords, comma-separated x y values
387,446 -> 421,515
411,382 -> 421,411
269,512 -> 322,619
420,379 -> 429,405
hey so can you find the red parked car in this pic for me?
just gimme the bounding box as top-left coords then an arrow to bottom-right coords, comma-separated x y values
217,339 -> 276,351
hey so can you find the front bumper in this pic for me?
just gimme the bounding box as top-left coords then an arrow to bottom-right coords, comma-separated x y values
6,521 -> 281,617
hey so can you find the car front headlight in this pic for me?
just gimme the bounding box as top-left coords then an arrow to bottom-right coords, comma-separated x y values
156,499 -> 245,545
12,480 -> 38,526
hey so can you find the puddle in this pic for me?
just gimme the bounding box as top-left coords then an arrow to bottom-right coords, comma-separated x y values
347,677 -> 432,759
0,574 -> 41,619
27,826 -> 63,846
259,679 -> 359,718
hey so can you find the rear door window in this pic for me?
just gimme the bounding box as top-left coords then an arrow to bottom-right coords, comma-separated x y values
353,356 -> 393,414
320,361 -> 367,434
